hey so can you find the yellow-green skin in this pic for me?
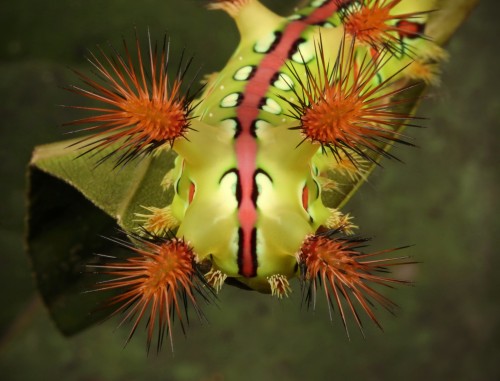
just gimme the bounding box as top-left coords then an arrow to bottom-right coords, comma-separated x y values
164,0 -> 439,292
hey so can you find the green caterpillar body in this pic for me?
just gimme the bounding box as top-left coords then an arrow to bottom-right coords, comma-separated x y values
60,0 -> 448,345
165,0 -> 439,292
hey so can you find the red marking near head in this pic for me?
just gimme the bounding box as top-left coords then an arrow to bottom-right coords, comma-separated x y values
302,186 -> 309,210
189,182 -> 195,203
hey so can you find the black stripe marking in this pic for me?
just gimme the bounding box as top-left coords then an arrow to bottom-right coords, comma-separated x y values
233,117 -> 242,139
250,228 -> 258,275
236,228 -> 258,277
237,227 -> 244,274
250,120 -> 258,138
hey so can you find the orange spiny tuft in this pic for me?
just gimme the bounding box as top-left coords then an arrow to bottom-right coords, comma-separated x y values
283,37 -> 419,165
339,0 -> 428,54
298,229 -> 414,337
65,32 -> 198,166
90,233 -> 214,353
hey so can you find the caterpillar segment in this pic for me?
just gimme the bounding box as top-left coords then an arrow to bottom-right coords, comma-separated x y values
68,0 -> 446,346
174,0 -> 433,291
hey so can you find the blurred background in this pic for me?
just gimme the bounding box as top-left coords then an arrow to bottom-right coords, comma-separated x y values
0,0 -> 498,380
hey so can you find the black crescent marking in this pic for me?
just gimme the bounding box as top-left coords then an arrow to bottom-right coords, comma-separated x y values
232,117 -> 242,139
250,120 -> 258,138
233,65 -> 257,81
236,227 -> 258,278
288,37 -> 307,60
219,168 -> 241,206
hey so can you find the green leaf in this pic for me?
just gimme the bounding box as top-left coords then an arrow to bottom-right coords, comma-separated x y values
27,141 -> 177,334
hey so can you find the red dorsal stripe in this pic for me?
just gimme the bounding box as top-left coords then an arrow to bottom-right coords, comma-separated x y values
235,0 -> 345,277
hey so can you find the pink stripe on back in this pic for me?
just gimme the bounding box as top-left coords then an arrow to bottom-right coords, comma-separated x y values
235,0 -> 344,277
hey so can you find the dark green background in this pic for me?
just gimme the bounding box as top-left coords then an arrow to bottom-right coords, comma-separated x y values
0,0 -> 498,380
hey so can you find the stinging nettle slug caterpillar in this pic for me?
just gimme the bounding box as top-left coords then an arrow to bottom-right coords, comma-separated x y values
34,0 -> 452,351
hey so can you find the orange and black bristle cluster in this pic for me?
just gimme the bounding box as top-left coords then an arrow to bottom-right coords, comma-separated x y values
338,0 -> 429,55
284,37 -> 419,165
298,228 -> 414,337
90,232 -> 214,353
65,32 -> 199,166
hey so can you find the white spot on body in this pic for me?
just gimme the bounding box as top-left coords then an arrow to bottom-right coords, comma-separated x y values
291,40 -> 315,64
261,97 -> 282,115
254,32 -> 278,54
311,0 -> 327,7
274,73 -> 294,91
233,66 -> 254,81
254,119 -> 272,134
220,93 -> 240,108
219,119 -> 238,134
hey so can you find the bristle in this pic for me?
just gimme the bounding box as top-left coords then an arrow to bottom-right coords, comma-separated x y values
64,31 -> 199,166
405,59 -> 442,86
325,208 -> 358,234
134,205 -> 179,235
267,274 -> 292,299
90,233 -> 214,352
204,269 -> 228,293
282,36 -> 420,165
298,229 -> 414,336
330,149 -> 370,181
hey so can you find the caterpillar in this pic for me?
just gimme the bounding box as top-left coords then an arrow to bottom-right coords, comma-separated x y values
63,0 -> 447,350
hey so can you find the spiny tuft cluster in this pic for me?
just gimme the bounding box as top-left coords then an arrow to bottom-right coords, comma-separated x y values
339,0 -> 429,55
283,37 -> 420,166
65,32 -> 198,166
298,229 -> 414,337
90,233 -> 214,353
